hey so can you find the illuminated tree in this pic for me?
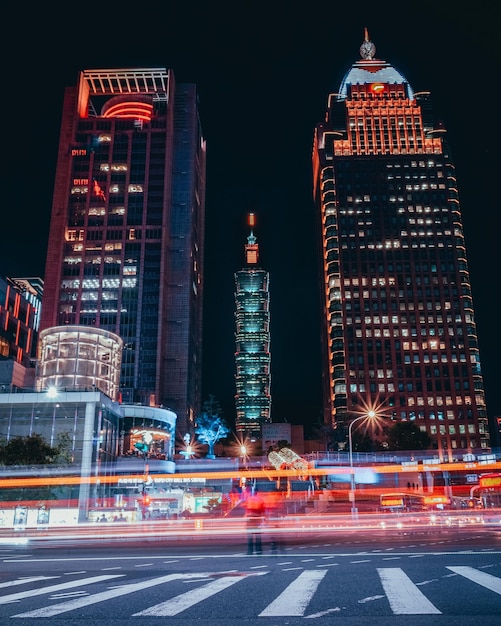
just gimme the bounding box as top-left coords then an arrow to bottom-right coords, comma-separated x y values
195,395 -> 230,458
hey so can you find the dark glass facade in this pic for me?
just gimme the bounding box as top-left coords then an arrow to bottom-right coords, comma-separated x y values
312,35 -> 490,455
40,69 -> 206,435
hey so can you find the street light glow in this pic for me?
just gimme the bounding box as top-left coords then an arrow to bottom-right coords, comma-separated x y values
348,407 -> 382,518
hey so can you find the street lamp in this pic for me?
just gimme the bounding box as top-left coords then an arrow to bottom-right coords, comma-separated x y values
348,409 -> 376,518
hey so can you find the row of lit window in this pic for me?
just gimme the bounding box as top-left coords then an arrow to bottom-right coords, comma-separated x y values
347,379 -> 471,393
388,170 -> 444,179
352,330 -> 451,342
341,277 -> 450,289
86,207 -> 132,218
71,184 -> 144,194
343,241 -> 448,251
60,278 -> 137,290
346,353 -> 468,367
66,230 -> 125,242
335,229 -> 452,242
409,395 -> 473,407
430,424 -> 476,435
439,439 -> 476,449
335,205 -> 449,216
320,161 -> 441,184
79,308 -> 126,314
98,163 -> 128,172
345,312 -> 462,326
353,326 -> 453,339
348,369 -> 471,381
407,218 -> 434,224
344,287 -> 451,301
64,256 -> 128,265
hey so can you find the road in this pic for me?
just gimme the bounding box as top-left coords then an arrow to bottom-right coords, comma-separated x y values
1,526 -> 500,624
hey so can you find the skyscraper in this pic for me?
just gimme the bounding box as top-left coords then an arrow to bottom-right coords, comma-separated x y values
312,31 -> 490,455
0,276 -> 41,391
234,213 -> 271,439
40,68 -> 206,435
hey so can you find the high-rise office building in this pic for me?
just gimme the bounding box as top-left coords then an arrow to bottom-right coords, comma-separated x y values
312,31 -> 490,455
40,68 -> 206,435
0,276 -> 41,390
234,214 -> 271,438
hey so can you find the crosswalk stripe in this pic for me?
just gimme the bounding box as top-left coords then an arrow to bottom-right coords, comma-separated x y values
2,575 -> 123,607
447,566 -> 501,594
11,573 -> 212,618
0,577 -> 58,590
134,575 -> 247,616
259,569 -> 327,616
377,568 -> 441,614
4,565 -> 498,619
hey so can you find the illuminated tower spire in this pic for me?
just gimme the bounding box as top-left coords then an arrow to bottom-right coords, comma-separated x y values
234,213 -> 271,439
245,212 -> 259,265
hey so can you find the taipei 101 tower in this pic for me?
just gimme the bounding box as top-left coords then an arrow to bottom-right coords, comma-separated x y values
234,214 -> 271,439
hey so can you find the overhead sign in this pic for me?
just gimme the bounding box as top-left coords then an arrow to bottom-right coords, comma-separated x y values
262,423 -> 291,449
479,473 -> 501,488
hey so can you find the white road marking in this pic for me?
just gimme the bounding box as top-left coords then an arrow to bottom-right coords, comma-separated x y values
305,607 -> 341,618
11,573 -> 192,617
0,576 -> 57,590
134,575 -> 248,616
2,575 -> 123,606
377,568 -> 441,614
447,566 -> 501,594
259,569 -> 327,616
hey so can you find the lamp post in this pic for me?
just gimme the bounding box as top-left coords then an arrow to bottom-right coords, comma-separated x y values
348,410 -> 376,518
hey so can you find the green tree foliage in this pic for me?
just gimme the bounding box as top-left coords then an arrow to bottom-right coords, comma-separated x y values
0,433 -> 57,466
53,432 -> 73,464
312,423 -> 336,451
0,432 -> 72,466
386,421 -> 431,451
350,430 -> 378,453
0,433 -> 72,503
195,395 -> 230,457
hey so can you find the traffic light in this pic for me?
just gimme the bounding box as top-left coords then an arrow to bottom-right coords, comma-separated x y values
142,495 -> 151,506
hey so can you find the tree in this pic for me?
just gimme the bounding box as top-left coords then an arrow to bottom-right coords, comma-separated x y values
53,432 -> 73,464
0,432 -> 73,466
0,433 -> 59,466
312,423 -> 336,451
386,421 -> 431,451
0,433 -> 71,503
195,395 -> 230,458
350,429 -> 377,453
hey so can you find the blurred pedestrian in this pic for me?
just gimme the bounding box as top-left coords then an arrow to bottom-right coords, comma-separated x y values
244,488 -> 266,555
266,488 -> 284,554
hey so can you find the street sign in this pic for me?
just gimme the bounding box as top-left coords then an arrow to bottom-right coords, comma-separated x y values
134,442 -> 149,453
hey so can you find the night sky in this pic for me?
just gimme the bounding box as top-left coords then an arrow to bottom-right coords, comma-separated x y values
3,3 -> 500,435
